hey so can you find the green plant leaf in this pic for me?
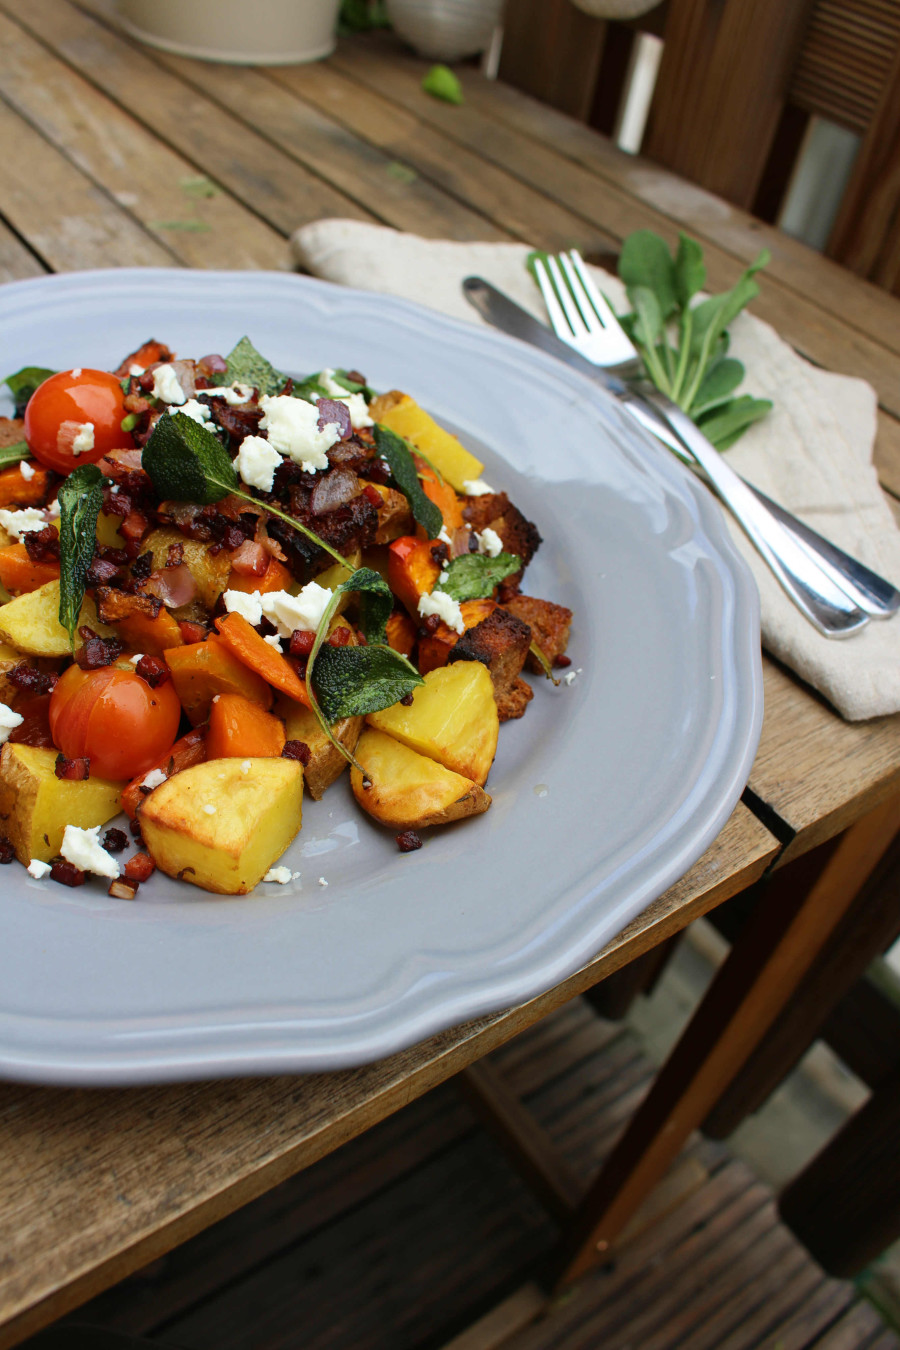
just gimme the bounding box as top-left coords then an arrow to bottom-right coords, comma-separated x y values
0,440 -> 30,470
57,463 -> 109,648
618,230 -> 678,320
673,232 -> 706,308
697,395 -> 773,449
2,366 -> 55,417
690,357 -> 745,416
213,336 -> 286,396
339,565 -> 394,645
435,551 -> 521,602
142,410 -> 239,505
373,424 -> 443,539
422,64 -> 463,105
313,643 -> 424,723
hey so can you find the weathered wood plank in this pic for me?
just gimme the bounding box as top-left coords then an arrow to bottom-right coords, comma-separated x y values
0,804 -> 775,1349
0,9 -> 286,270
0,225 -> 47,284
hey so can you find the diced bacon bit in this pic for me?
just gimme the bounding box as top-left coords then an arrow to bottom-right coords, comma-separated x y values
362,484 -> 383,509
355,629 -> 368,647
8,693 -> 53,747
85,556 -> 124,587
145,563 -> 197,609
113,339 -> 175,379
134,655 -> 169,688
555,653 -> 572,668
124,852 -> 155,883
178,620 -> 207,644
54,754 -> 90,781
7,664 -> 57,695
130,551 -> 153,583
288,629 -> 315,658
102,486 -> 131,518
108,878 -> 139,900
75,629 -> 124,670
197,353 -> 228,377
0,838 -> 14,864
129,819 -> 143,840
282,739 -> 311,765
50,859 -> 86,888
399,692 -> 414,707
396,830 -> 422,853
165,541 -> 185,568
430,541 -> 450,566
329,625 -> 354,647
23,526 -> 59,563
229,539 -> 269,577
119,509 -> 150,548
102,828 -> 129,853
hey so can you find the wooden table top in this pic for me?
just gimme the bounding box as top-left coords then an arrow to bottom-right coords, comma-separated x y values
1,5 -> 899,1345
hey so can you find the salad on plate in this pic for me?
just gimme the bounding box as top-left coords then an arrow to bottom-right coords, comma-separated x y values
0,337 -> 573,898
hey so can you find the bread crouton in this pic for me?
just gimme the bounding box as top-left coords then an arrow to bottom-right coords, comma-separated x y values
448,607 -> 532,721
503,595 -> 573,673
462,492 -> 542,595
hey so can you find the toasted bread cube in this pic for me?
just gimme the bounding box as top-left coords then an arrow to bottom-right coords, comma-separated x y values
351,728 -> 491,830
139,758 -> 303,895
503,595 -> 573,672
0,743 -> 123,865
366,662 -> 498,786
448,607 -> 532,720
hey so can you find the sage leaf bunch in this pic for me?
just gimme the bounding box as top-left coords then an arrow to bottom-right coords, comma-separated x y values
58,463 -> 109,647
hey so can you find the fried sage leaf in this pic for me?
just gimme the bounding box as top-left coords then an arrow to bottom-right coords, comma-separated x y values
212,336 -> 287,398
0,440 -> 30,470
2,366 -> 55,417
58,463 -> 110,647
435,551 -> 520,602
373,424 -> 443,539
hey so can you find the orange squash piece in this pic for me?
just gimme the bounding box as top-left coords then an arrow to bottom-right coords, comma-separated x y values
120,727 -> 207,819
418,599 -> 497,674
227,556 -> 293,595
214,611 -> 311,707
387,536 -> 441,618
115,605 -> 184,656
417,458 -> 465,534
206,694 -> 286,760
165,634 -> 273,725
385,609 -> 417,658
0,544 -> 60,595
0,463 -> 51,510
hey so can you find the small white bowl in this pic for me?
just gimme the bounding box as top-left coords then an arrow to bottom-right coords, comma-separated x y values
385,0 -> 504,61
115,0 -> 342,65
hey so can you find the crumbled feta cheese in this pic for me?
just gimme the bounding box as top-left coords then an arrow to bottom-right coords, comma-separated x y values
437,525 -> 452,546
318,369 -> 346,397
46,497 -> 60,519
563,667 -> 583,686
260,582 -> 332,638
462,478 -> 493,496
60,824 -> 120,879
476,527 -> 503,558
318,876 -> 328,887
418,589 -> 465,634
128,364 -> 145,377
152,363 -> 187,405
174,399 -> 211,425
222,589 -> 264,626
0,507 -> 47,539
202,804 -> 216,815
141,768 -> 168,790
235,434 -> 282,492
18,460 -> 35,481
263,866 -> 292,884
264,633 -> 283,652
0,702 -> 24,744
27,859 -> 52,880
259,394 -> 341,472
71,367 -> 82,379
240,760 -> 252,773
128,653 -> 145,665
200,382 -> 255,405
71,422 -> 95,456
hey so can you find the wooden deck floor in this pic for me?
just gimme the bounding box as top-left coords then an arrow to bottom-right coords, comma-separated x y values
33,1000 -> 899,1350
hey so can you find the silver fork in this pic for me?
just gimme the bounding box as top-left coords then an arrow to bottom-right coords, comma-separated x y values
535,251 -> 900,636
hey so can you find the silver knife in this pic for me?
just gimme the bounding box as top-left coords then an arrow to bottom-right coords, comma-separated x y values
462,276 -> 899,620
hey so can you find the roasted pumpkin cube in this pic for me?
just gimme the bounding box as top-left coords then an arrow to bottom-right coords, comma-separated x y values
165,635 -> 273,725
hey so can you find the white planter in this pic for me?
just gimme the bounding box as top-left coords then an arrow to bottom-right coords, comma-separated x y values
114,0 -> 342,65
569,0 -> 662,17
385,0 -> 504,61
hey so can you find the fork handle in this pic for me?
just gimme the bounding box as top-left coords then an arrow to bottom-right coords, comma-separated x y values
631,391 -> 866,638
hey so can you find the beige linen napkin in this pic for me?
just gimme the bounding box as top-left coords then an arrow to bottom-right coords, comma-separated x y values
292,219 -> 900,721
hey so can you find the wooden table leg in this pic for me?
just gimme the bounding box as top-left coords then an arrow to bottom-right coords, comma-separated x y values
553,792 -> 900,1286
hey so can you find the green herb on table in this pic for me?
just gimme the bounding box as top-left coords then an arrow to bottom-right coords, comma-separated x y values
434,551 -> 521,602
422,65 -> 464,105
616,230 -> 773,450
57,463 -> 110,647
141,411 -> 348,566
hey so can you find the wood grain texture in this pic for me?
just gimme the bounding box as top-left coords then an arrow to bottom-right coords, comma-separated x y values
0,805 -> 775,1348
497,0 -> 607,122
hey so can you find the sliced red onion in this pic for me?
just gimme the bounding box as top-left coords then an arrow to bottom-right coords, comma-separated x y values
310,466 -> 359,516
145,564 -> 197,609
229,539 -> 269,577
316,398 -> 352,440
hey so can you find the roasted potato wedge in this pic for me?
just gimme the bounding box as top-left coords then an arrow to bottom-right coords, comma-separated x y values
144,527 -> 232,610
370,392 -> 484,491
139,757 -> 303,895
279,700 -> 362,800
351,728 -> 491,830
366,662 -> 498,787
0,743 -> 123,864
0,641 -> 29,703
0,580 -> 115,657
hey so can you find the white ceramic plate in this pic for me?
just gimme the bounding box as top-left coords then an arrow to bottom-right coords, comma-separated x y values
0,270 -> 763,1085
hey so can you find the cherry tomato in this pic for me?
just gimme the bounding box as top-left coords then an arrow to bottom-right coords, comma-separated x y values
49,664 -> 181,781
24,368 -> 132,474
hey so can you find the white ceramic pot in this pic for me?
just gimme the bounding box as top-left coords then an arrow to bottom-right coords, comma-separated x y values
115,0 -> 342,65
385,0 -> 504,61
568,0 -> 662,17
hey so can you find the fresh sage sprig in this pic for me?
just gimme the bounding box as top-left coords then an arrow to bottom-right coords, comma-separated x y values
616,230 -> 773,449
434,551 -> 520,602
141,411 -> 348,567
373,424 -> 443,538
58,463 -> 109,647
2,366 -> 54,417
305,567 -> 424,773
